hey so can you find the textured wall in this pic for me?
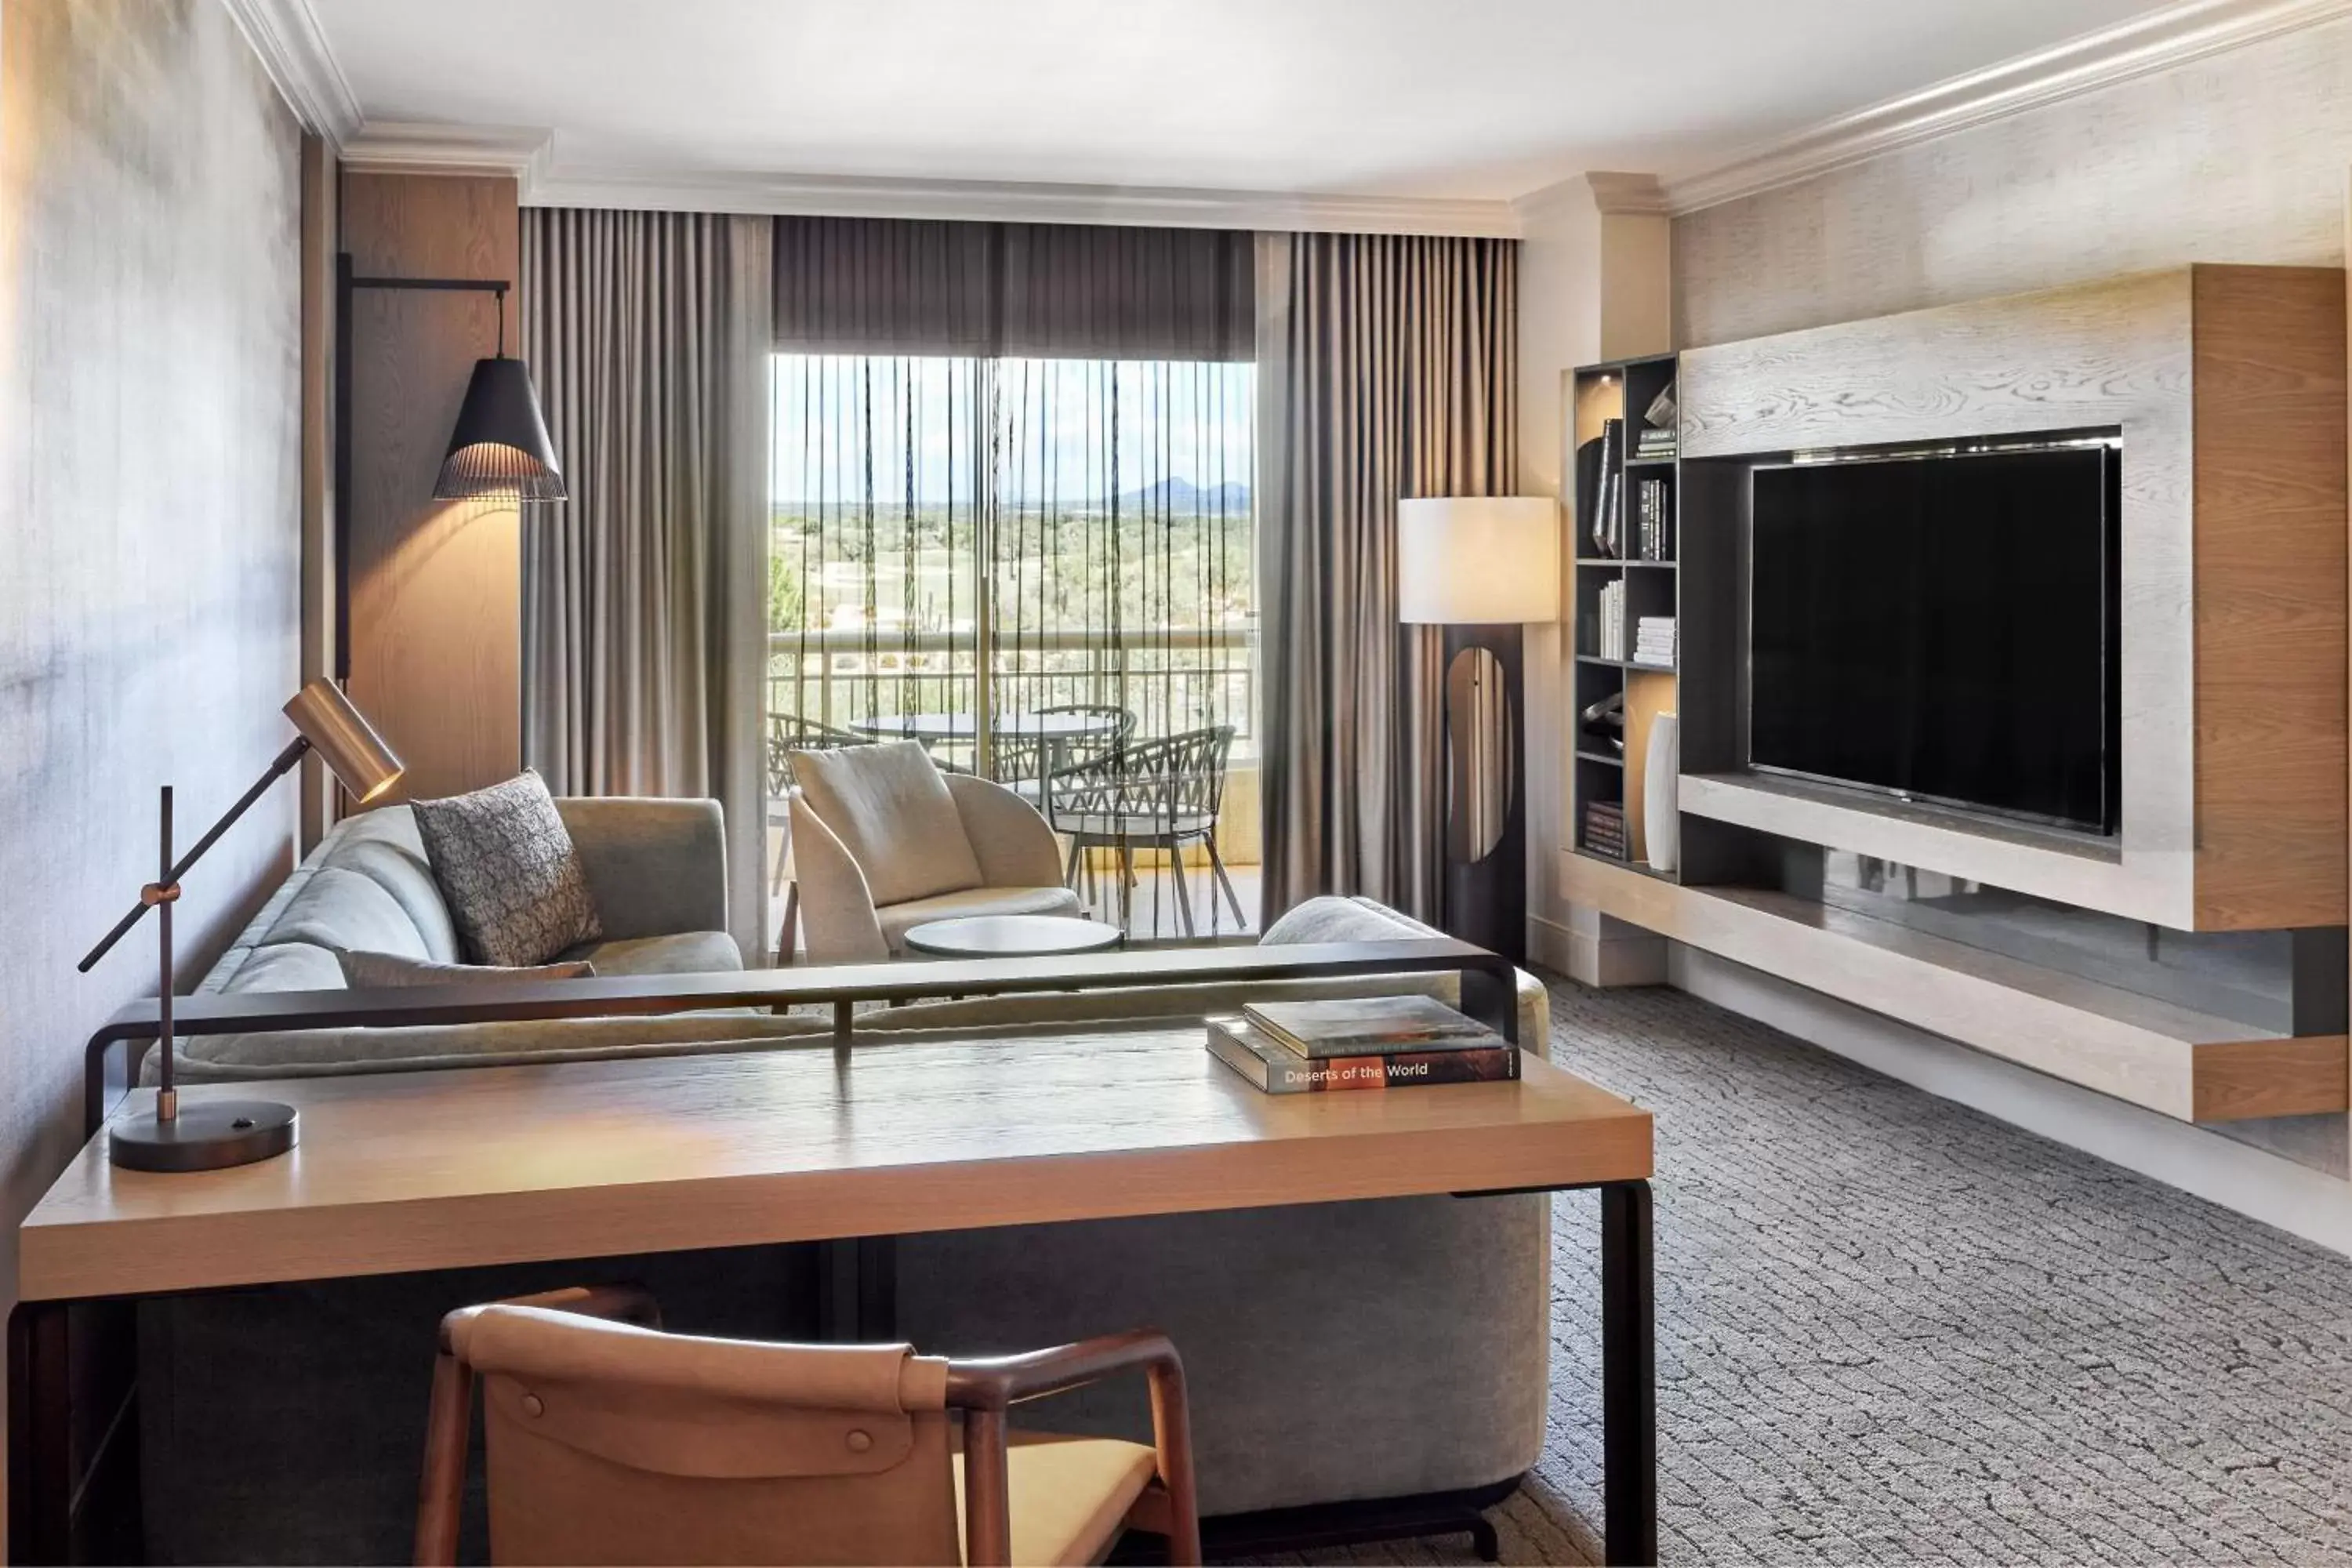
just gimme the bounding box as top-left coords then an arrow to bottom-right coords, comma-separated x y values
1673,16 -> 2352,347
0,0 -> 301,1313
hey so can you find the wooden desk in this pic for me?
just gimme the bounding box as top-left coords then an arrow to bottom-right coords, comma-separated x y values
13,1029 -> 1656,1563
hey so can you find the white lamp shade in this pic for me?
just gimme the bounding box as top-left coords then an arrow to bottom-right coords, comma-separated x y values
1396,496 -> 1562,624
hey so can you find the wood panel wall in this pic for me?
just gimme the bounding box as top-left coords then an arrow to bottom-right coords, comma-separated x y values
339,172 -> 523,805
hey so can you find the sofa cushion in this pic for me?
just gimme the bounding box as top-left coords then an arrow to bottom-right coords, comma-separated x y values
791,741 -> 983,907
220,941 -> 346,995
323,833 -> 462,964
877,885 -> 1083,953
336,950 -> 596,988
261,866 -> 437,964
411,771 -> 604,966
567,931 -> 743,977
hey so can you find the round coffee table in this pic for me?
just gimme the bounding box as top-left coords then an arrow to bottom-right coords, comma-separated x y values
902,914 -> 1125,958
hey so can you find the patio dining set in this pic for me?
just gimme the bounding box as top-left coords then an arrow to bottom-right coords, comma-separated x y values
767,706 -> 1247,938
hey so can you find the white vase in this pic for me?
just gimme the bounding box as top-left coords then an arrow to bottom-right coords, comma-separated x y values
1643,711 -> 1679,875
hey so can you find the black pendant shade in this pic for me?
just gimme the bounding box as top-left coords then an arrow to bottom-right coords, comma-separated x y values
434,355 -> 565,502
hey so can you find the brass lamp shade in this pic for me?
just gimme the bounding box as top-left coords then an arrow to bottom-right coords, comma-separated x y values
434,355 -> 566,502
284,679 -> 405,802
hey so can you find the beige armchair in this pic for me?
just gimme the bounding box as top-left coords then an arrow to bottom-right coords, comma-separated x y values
783,739 -> 1082,963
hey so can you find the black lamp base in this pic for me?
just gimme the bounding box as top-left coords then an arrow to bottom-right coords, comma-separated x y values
109,1100 -> 297,1172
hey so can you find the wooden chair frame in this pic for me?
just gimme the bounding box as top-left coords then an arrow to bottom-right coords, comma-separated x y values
414,1284 -> 1200,1568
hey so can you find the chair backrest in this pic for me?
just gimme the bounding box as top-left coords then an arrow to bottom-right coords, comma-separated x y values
1050,725 -> 1235,831
452,1306 -> 963,1566
768,713 -> 873,798
988,704 -> 1135,786
788,739 -> 985,906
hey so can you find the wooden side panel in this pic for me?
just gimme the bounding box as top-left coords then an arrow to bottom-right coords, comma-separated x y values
2190,265 -> 2350,929
340,171 -> 522,804
2191,1036 -> 2350,1123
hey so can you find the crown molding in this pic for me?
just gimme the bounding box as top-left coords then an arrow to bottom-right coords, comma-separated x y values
1661,0 -> 2352,216
216,0 -> 361,143
341,122 -> 555,183
1584,172 -> 1670,216
521,163 -> 1523,237
335,121 -> 1521,234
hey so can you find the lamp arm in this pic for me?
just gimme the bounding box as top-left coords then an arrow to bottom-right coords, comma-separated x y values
77,735 -> 313,973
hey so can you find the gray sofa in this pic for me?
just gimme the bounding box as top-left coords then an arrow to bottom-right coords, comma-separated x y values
141,798 -> 1552,1562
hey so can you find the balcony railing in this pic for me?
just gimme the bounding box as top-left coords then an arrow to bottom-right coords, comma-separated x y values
765,625 -> 1258,765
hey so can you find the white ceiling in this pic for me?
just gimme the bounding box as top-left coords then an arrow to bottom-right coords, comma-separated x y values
310,0 -> 2187,203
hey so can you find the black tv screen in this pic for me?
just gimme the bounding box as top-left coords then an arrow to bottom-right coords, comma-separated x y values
1748,444 -> 2119,834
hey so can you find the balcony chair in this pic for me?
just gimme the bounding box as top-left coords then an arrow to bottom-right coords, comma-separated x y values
990,702 -> 1135,799
415,1284 -> 1200,1568
767,713 -> 874,898
1047,725 -> 1244,937
784,739 -> 1083,962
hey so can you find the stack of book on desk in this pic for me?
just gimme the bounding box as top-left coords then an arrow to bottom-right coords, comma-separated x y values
1207,996 -> 1519,1094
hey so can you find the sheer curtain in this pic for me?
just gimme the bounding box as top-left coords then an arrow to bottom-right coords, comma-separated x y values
520,209 -> 775,955
1254,231 -> 1519,924
766,218 -> 1258,936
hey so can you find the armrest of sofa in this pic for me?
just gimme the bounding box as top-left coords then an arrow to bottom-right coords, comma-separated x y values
1260,895 -> 1549,1054
556,797 -> 728,942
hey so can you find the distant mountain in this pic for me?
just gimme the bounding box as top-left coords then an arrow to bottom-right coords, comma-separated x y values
1109,477 -> 1252,514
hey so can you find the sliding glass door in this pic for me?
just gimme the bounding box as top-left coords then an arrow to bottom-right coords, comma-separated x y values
768,351 -> 1258,931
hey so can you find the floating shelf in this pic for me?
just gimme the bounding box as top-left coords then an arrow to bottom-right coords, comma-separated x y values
1624,455 -> 1680,467
1560,851 -> 2349,1124
1575,655 -> 1678,673
1575,749 -> 1626,768
1576,558 -> 1677,568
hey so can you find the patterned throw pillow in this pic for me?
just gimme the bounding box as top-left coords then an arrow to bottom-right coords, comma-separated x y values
408,771 -> 604,967
335,949 -> 597,988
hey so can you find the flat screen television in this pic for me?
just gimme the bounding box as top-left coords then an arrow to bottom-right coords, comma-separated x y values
1747,441 -> 2121,835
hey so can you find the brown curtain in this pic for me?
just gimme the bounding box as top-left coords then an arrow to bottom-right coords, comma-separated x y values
774,216 -> 1253,360
520,209 -> 775,956
1255,231 -> 1518,924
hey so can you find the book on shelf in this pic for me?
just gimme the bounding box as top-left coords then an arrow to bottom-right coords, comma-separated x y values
1634,477 -> 1674,561
1206,1015 -> 1520,1094
1593,579 -> 1628,661
1241,995 -> 1497,1058
1582,799 -> 1628,858
1634,615 -> 1676,667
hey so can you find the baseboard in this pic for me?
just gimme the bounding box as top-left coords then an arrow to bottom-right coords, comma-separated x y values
1670,945 -> 2352,1259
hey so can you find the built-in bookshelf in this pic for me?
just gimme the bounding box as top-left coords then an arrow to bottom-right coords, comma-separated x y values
1567,351 -> 1679,878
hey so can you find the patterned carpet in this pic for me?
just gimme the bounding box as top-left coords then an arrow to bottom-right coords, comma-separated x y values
1283,977 -> 2352,1565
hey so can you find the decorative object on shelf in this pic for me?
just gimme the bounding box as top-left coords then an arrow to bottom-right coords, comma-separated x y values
1581,688 -> 1625,753
1594,419 -> 1626,557
1642,379 -> 1677,432
76,679 -> 405,1172
1397,495 -> 1560,964
1643,711 -> 1680,876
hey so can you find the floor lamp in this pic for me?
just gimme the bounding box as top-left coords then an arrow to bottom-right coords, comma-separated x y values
1398,497 -> 1561,966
